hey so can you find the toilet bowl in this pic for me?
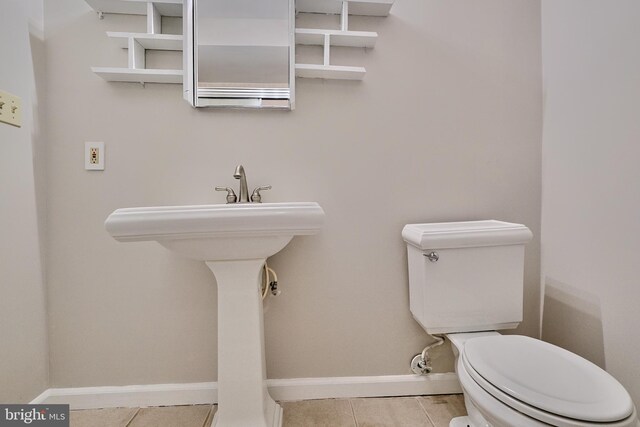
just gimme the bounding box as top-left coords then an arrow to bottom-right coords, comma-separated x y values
448,332 -> 638,427
402,221 -> 638,427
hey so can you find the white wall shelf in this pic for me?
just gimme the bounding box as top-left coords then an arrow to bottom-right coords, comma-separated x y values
107,32 -> 183,50
86,0 -> 392,18
87,0 -> 184,85
86,0 -> 393,85
85,0 -> 182,17
295,29 -> 377,48
296,0 -> 393,17
92,67 -> 183,84
295,64 -> 366,80
295,0 -> 393,80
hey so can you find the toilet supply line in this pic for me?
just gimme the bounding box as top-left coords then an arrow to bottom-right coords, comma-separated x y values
261,261 -> 280,300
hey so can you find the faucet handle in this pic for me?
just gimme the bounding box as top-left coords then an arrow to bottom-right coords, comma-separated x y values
215,186 -> 238,204
250,186 -> 272,203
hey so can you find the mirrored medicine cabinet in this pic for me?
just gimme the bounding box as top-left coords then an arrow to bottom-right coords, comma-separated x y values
183,0 -> 295,109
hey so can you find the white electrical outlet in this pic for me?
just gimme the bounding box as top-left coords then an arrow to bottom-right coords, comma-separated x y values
85,142 -> 105,170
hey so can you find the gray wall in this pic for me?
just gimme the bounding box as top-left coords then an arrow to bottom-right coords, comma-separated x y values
541,0 -> 640,406
44,0 -> 541,387
0,0 -> 49,403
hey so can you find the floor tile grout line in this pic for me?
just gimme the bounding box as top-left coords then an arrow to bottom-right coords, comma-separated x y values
123,407 -> 141,427
347,399 -> 359,427
415,397 -> 437,427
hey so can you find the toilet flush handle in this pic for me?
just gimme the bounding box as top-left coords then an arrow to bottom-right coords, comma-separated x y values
424,251 -> 439,262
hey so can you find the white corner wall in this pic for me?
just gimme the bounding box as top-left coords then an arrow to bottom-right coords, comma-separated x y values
0,0 -> 49,403
541,0 -> 640,406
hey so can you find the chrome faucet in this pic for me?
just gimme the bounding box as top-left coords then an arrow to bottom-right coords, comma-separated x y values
216,164 -> 271,204
233,165 -> 250,203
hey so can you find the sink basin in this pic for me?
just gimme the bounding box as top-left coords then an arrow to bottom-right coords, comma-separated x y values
105,202 -> 325,260
105,201 -> 324,427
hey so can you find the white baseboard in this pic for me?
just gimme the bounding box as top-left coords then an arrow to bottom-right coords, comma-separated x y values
31,373 -> 461,410
31,382 -> 218,410
268,373 -> 461,401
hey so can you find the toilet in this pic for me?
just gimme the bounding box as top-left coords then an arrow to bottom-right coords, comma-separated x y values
402,220 -> 638,427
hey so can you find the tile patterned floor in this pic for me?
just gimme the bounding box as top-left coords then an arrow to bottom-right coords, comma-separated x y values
70,394 -> 466,427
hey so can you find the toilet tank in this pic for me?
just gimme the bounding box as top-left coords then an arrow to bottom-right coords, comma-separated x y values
402,220 -> 532,335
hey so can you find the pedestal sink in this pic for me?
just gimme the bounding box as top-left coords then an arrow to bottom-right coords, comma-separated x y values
105,202 -> 325,427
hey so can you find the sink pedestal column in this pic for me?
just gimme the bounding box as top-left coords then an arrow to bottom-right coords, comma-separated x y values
206,259 -> 282,427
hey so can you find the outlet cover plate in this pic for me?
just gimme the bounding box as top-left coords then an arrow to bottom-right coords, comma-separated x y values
0,90 -> 22,128
85,141 -> 105,170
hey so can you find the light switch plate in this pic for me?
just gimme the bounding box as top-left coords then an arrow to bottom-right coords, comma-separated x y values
0,90 -> 22,128
85,141 -> 105,170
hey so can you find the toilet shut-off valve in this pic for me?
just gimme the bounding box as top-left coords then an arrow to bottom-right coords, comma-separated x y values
411,335 -> 445,375
411,353 -> 433,375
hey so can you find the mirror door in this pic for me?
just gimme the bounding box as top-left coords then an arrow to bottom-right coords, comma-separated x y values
184,0 -> 294,109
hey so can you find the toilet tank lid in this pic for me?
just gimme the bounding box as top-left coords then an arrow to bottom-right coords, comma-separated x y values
402,220 -> 532,249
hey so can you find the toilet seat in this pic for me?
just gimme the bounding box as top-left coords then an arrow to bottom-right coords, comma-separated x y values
461,335 -> 635,426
